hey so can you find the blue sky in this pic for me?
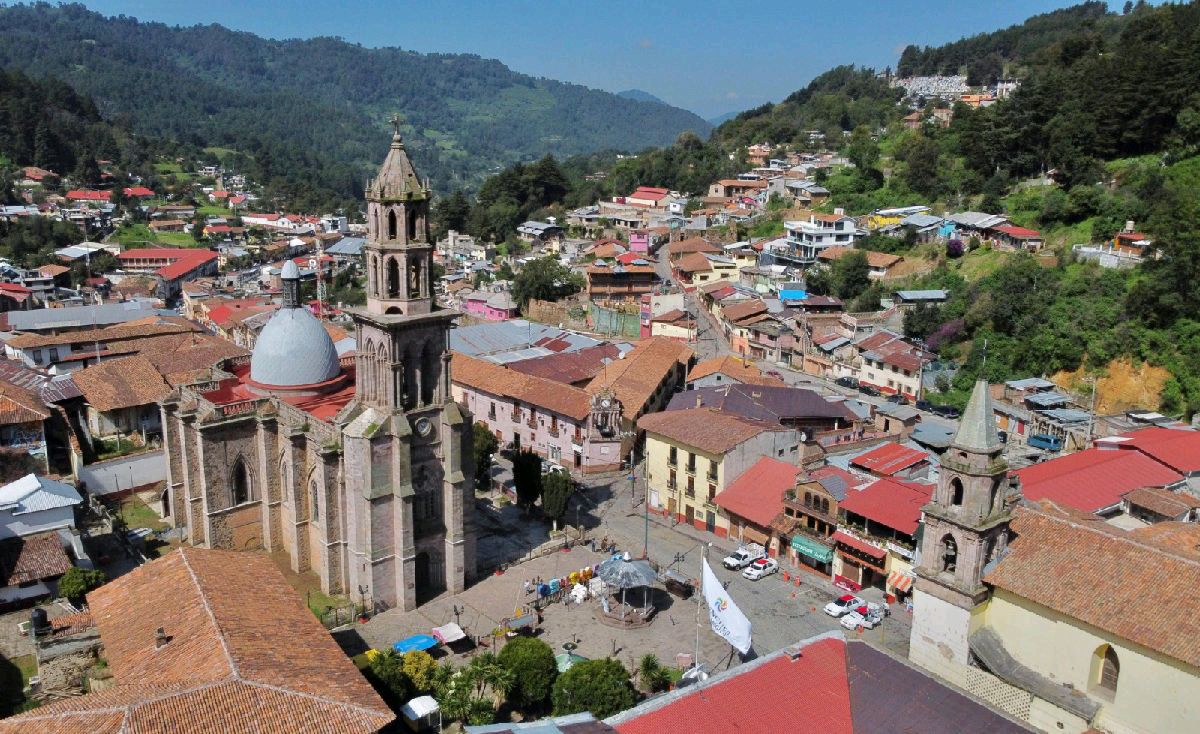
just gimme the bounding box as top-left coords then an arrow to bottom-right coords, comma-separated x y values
78,1 -> 1115,118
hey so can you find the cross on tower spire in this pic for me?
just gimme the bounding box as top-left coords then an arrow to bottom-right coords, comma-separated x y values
389,113 -> 404,144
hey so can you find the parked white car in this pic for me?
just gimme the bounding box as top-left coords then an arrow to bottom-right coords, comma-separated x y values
840,606 -> 883,630
741,557 -> 779,581
823,594 -> 866,617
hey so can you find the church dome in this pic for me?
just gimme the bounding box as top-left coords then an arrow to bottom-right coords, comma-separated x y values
248,260 -> 341,389
249,308 -> 341,388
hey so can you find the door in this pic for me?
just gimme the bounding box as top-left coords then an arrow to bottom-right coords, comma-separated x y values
668,498 -> 677,518
705,511 -> 715,533
415,551 -> 431,591
685,505 -> 695,527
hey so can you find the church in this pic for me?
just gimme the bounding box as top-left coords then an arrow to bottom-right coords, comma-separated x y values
159,122 -> 475,612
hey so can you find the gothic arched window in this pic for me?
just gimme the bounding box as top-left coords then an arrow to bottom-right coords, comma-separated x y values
231,458 -> 251,507
310,480 -> 320,523
407,207 -> 417,240
387,258 -> 400,297
821,497 -> 830,515
387,209 -> 398,240
803,492 -> 812,508
940,534 -> 957,572
950,477 -> 965,506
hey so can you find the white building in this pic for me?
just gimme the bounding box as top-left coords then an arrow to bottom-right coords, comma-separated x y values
784,213 -> 861,265
0,474 -> 82,540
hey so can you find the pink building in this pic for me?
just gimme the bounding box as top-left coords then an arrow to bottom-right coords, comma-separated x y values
629,230 -> 650,254
461,289 -> 519,321
451,354 -> 624,473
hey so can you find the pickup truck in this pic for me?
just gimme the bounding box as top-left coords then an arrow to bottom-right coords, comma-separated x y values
722,543 -> 766,570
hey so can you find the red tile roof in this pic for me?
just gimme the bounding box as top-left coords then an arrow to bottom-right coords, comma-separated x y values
838,478 -> 933,536
1108,427 -> 1200,474
638,408 -> 782,455
506,343 -> 622,385
832,530 -> 888,559
687,355 -> 784,387
612,636 -> 853,734
0,531 -> 73,586
1013,447 -> 1183,514
993,225 -> 1041,238
122,186 -> 155,198
810,464 -> 864,489
849,442 -> 929,477
0,547 -> 393,734
714,457 -> 802,527
66,189 -> 113,201
118,248 -> 218,281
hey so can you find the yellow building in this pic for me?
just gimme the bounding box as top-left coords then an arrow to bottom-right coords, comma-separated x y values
908,380 -> 1200,734
638,407 -> 801,538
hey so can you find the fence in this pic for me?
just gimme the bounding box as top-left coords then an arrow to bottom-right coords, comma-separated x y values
589,304 -> 640,338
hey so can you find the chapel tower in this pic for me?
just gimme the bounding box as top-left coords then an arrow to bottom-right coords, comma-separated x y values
342,117 -> 475,612
909,379 -> 1018,674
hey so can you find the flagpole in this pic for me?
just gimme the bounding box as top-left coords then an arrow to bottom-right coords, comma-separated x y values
695,543 -> 707,672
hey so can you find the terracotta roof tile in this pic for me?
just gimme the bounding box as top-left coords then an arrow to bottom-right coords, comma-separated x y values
720,299 -> 767,322
586,338 -> 692,421
1122,486 -> 1200,517
838,478 -> 933,536
849,443 -> 929,477
818,246 -> 902,269
5,318 -> 197,350
637,407 -> 782,454
71,355 -> 171,411
664,237 -> 720,258
452,353 -> 592,420
507,344 -> 622,385
0,531 -> 73,585
985,504 -> 1200,668
0,547 -> 393,734
686,355 -> 783,386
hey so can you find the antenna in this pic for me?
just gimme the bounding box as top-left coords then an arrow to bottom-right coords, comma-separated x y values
980,338 -> 988,372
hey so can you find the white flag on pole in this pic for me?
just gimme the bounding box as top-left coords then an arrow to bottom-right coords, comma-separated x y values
701,558 -> 752,654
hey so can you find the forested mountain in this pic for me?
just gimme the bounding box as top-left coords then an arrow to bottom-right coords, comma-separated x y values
0,3 -> 710,201
616,89 -> 670,106
895,1 -> 1122,85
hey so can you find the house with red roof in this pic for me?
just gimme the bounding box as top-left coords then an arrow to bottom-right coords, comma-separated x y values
713,456 -> 802,556
834,477 -> 933,600
849,442 -> 931,479
1096,426 -> 1200,478
122,186 -> 155,199
0,282 -> 33,313
991,224 -> 1044,252
607,633 -> 1029,734
65,189 -> 112,203
117,248 -> 220,301
1012,446 -> 1184,516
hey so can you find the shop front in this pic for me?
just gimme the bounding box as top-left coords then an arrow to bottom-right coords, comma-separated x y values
790,533 -> 834,576
832,531 -> 887,591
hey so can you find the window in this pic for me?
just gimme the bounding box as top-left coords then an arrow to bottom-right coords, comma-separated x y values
950,477 -> 964,506
387,210 -> 398,239
310,480 -> 320,523
686,476 -> 694,498
387,258 -> 400,297
1098,645 -> 1120,694
686,452 -> 696,473
821,498 -> 830,515
940,535 -> 957,572
668,446 -> 678,467
49,348 -> 59,362
668,469 -> 676,489
230,459 -> 251,506
804,492 -> 813,508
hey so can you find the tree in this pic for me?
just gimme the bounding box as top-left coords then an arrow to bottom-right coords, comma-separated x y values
58,567 -> 107,604
900,134 -> 943,198
845,125 -> 879,173
831,250 -> 871,300
472,422 -> 499,492
366,650 -> 413,707
438,652 -> 514,726
512,257 -> 583,308
540,471 -> 573,531
498,637 -> 557,710
638,654 -> 672,693
512,450 -> 543,510
551,658 -> 637,719
903,303 -> 943,341
433,190 -> 471,240
402,650 -> 439,696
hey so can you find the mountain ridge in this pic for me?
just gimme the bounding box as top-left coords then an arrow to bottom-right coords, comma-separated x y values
0,3 -> 711,195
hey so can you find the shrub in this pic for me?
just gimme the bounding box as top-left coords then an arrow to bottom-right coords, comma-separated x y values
498,636 -> 557,710
552,658 -> 637,719
58,567 -> 107,604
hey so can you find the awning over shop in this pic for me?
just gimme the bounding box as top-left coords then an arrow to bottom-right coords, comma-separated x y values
887,570 -> 914,593
791,534 -> 834,563
393,634 -> 439,653
832,531 -> 887,559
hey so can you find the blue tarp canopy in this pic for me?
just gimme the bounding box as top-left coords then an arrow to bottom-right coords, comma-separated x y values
393,634 -> 439,653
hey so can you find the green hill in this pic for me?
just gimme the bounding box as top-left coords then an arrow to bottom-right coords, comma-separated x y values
0,3 -> 711,199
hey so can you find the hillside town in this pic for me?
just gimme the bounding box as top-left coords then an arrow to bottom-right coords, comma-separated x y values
2,4 -> 1200,734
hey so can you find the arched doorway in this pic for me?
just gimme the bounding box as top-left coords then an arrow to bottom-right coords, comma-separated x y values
415,551 -> 431,596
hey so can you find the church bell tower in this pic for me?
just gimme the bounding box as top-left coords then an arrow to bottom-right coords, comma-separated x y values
909,379 -> 1018,673
342,116 -> 475,613
363,115 -> 435,317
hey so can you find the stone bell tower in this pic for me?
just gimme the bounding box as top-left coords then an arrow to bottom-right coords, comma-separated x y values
363,114 -> 434,317
342,116 -> 475,613
909,379 -> 1018,675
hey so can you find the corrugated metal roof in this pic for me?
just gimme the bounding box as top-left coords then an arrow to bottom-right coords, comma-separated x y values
0,474 -> 83,514
5,301 -> 169,331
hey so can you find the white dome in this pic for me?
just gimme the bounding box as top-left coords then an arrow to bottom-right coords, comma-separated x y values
249,307 -> 341,387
